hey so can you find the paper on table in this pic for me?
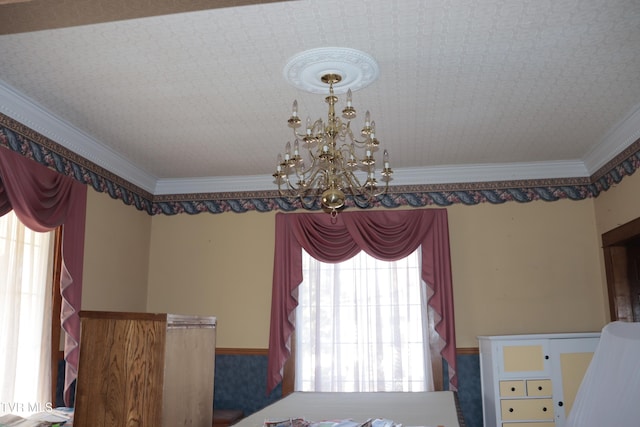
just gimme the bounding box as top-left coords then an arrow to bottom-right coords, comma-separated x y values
27,412 -> 69,423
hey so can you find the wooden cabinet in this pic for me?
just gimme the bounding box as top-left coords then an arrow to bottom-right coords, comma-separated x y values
74,311 -> 217,427
479,332 -> 599,427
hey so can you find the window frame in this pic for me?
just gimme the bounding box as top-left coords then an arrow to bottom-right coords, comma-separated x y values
50,226 -> 63,404
283,337 -> 443,396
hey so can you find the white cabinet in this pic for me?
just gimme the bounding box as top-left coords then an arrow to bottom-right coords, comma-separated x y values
478,332 -> 599,427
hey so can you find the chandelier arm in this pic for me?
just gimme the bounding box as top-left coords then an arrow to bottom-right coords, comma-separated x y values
341,169 -> 367,195
299,165 -> 324,190
276,177 -> 300,203
293,154 -> 320,180
361,171 -> 392,199
352,137 -> 376,147
293,130 -> 308,139
276,177 -> 318,210
336,122 -> 374,148
280,164 -> 327,204
349,140 -> 378,154
338,144 -> 357,170
300,170 -> 334,208
280,175 -> 300,196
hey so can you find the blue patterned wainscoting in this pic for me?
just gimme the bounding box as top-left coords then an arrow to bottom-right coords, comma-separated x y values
453,351 -> 483,427
56,358 -> 75,408
214,351 -> 282,416
214,349 -> 485,427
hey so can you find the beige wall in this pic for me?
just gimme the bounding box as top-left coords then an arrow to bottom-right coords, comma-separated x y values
82,190 -> 151,312
84,176 -> 640,349
593,171 -> 640,235
146,211 -> 275,348
448,199 -> 605,346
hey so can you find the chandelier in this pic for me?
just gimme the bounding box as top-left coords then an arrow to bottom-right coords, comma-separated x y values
273,67 -> 393,215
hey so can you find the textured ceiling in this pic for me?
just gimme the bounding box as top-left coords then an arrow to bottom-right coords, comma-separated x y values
0,0 -> 639,195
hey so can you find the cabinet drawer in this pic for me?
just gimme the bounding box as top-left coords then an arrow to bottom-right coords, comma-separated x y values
501,398 -> 554,420
527,379 -> 552,396
500,380 -> 526,397
503,423 -> 555,427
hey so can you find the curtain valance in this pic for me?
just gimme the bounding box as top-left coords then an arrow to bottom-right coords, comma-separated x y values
0,147 -> 87,406
267,209 -> 457,393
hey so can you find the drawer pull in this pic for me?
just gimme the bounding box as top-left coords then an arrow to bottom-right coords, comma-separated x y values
559,401 -> 564,407
511,387 -> 516,392
545,355 -> 549,359
509,408 -> 514,413
543,407 -> 548,412
538,386 -> 543,391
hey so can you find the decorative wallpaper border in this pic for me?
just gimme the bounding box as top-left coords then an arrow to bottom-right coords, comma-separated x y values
0,113 -> 155,214
1,112 -> 639,215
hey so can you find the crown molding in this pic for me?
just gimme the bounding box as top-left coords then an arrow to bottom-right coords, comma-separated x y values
583,101 -> 640,174
152,160 -> 589,195
387,160 -> 589,186
0,79 -> 158,193
154,174 -> 278,194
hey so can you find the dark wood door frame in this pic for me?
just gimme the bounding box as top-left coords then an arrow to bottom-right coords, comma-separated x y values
602,216 -> 640,322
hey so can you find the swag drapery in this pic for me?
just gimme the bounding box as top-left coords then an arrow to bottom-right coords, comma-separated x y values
0,147 -> 87,406
267,209 -> 457,394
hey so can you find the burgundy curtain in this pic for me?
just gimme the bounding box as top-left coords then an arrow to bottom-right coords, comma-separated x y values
0,147 -> 87,406
267,209 -> 457,394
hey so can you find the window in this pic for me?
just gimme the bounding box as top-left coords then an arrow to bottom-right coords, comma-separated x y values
295,247 -> 434,392
0,211 -> 55,415
269,210 -> 457,395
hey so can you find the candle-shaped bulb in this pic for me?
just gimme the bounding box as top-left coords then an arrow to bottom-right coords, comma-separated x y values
293,140 -> 299,156
292,100 -> 298,117
276,153 -> 282,171
371,120 -> 376,137
306,116 -> 312,135
364,110 -> 371,127
366,149 -> 371,157
383,149 -> 390,169
285,141 -> 291,160
346,89 -> 353,107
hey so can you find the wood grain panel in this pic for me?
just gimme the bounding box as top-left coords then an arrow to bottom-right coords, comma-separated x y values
163,327 -> 215,426
121,318 -> 165,426
74,311 -> 216,427
74,314 -> 114,425
216,348 -> 268,356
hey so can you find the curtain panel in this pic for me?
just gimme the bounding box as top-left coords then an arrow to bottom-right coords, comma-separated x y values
0,147 -> 87,406
267,209 -> 457,394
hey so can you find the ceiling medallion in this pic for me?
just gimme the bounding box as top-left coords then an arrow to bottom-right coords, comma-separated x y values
274,48 -> 392,217
283,47 -> 380,94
